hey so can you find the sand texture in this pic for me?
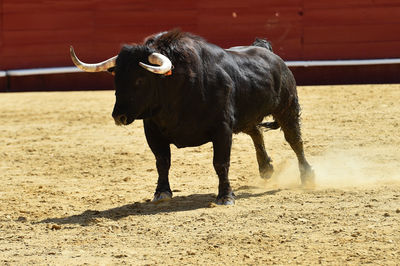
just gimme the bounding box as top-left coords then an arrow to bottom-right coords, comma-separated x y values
1,84 -> 399,265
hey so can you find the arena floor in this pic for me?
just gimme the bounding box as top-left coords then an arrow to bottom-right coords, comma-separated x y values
1,84 -> 399,264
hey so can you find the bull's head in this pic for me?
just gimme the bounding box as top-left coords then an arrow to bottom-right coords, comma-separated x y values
70,46 -> 172,125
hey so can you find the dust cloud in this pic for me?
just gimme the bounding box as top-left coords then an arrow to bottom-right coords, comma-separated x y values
256,149 -> 400,189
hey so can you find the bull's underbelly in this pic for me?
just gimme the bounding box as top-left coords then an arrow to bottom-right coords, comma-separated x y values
150,89 -> 279,147
171,138 -> 211,148
167,131 -> 212,148
155,123 -> 213,148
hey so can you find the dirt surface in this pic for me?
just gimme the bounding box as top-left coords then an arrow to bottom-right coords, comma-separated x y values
1,84 -> 400,265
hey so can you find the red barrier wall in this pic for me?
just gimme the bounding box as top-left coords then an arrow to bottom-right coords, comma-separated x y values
2,0 -> 400,70
1,0 -> 400,90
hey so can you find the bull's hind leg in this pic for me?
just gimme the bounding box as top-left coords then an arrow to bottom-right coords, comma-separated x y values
274,103 -> 315,187
244,126 -> 274,179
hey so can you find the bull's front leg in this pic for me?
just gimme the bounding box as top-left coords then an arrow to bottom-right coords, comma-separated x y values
144,121 -> 172,202
212,123 -> 235,205
152,148 -> 172,202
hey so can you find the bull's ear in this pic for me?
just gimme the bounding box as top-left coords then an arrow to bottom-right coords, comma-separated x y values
107,67 -> 116,76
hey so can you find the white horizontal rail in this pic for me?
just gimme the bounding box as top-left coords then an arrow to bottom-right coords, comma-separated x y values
1,58 -> 400,77
4,67 -> 82,77
286,58 -> 400,67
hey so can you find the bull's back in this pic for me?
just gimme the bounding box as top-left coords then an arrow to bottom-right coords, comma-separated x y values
224,47 -> 290,132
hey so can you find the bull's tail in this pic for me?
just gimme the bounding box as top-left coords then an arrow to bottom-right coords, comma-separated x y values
252,38 -> 273,52
253,39 -> 277,131
258,121 -> 280,131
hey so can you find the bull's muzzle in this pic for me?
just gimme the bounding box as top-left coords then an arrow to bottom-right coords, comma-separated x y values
113,114 -> 129,126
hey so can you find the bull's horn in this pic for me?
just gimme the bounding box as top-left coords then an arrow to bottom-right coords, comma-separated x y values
70,46 -> 117,72
139,53 -> 172,75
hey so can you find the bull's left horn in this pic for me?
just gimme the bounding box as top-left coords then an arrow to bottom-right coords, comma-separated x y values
70,46 -> 117,72
139,53 -> 172,75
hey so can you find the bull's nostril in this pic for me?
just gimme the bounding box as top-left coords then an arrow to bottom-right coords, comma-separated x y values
119,115 -> 127,125
113,114 -> 128,125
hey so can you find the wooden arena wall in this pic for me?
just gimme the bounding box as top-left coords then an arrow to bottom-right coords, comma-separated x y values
1,0 -> 400,91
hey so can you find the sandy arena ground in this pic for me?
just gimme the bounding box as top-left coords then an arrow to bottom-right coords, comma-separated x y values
0,84 -> 399,265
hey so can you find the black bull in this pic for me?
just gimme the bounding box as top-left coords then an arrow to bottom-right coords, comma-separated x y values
71,30 -> 314,205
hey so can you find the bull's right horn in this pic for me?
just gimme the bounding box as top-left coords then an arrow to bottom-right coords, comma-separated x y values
70,46 -> 117,72
139,53 -> 172,75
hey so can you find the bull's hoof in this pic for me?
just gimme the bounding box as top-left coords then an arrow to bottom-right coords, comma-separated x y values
301,168 -> 316,189
260,165 -> 274,179
152,191 -> 172,203
216,192 -> 235,205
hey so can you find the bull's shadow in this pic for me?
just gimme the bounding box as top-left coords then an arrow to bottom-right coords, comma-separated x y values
39,189 -> 282,226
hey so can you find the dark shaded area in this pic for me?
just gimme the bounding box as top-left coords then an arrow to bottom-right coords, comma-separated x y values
0,72 -> 114,92
291,64 -> 400,86
38,189 -> 282,226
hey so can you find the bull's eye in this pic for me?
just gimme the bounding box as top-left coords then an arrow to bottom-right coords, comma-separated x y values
135,77 -> 146,87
